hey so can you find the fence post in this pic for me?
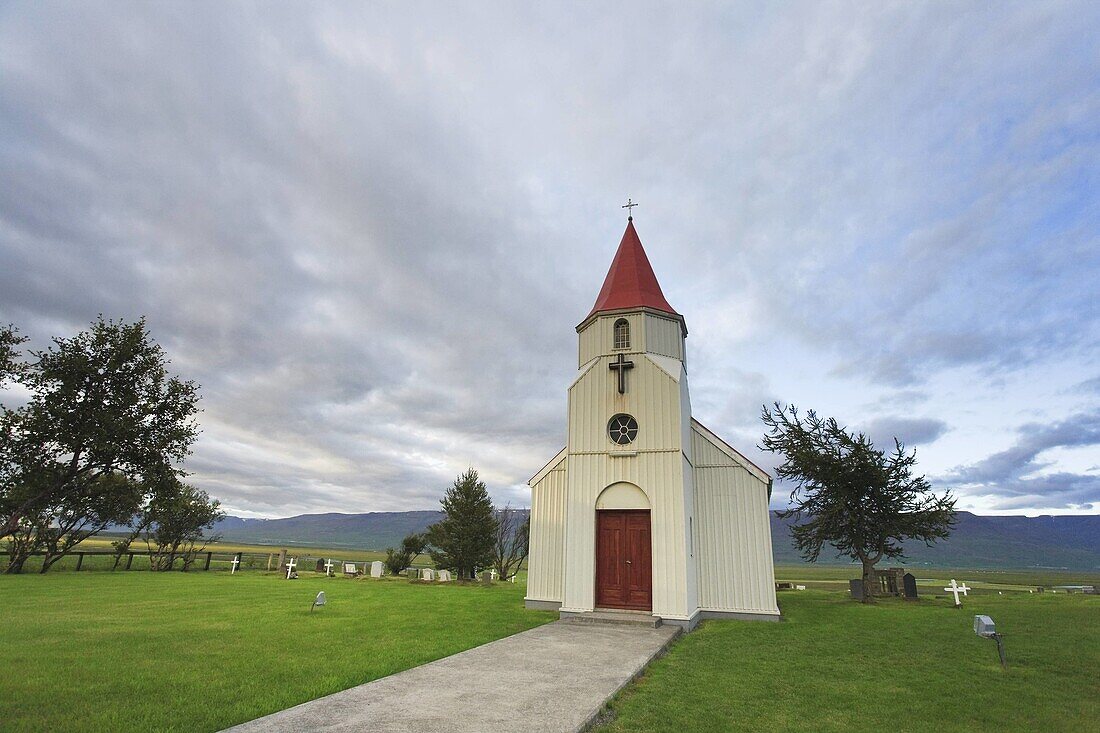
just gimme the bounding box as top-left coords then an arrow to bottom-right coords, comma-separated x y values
126,552 -> 134,570
204,552 -> 212,571
75,552 -> 85,571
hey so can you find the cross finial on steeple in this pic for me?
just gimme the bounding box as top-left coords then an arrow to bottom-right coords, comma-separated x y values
621,198 -> 638,220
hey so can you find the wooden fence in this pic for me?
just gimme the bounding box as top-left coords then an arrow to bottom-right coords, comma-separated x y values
0,550 -> 330,573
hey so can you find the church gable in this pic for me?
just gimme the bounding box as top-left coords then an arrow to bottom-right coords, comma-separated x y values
690,419 -> 770,484
529,447 -> 567,487
567,354 -> 683,454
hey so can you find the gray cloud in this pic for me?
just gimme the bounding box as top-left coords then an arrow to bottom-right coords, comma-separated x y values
1,3 -> 1098,515
860,417 -> 950,449
1075,377 -> 1100,396
941,410 -> 1100,511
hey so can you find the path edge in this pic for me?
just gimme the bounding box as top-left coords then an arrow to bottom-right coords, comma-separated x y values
574,625 -> 683,733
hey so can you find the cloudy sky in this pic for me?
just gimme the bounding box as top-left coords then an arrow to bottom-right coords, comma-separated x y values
2,2 -> 1098,517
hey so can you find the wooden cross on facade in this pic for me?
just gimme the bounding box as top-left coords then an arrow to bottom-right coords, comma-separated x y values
609,353 -> 634,394
324,558 -> 335,577
285,557 -> 297,579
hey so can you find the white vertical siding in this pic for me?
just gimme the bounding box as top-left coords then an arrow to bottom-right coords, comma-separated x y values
561,317 -> 695,619
560,452 -> 693,618
526,457 -> 567,603
577,313 -> 646,367
692,427 -> 779,615
644,314 -> 685,363
567,356 -> 683,454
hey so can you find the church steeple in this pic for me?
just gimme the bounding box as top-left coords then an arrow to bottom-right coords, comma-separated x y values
577,220 -> 687,339
586,220 -> 679,320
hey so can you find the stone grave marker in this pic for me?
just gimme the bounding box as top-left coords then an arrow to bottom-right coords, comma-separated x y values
903,572 -> 918,600
277,549 -> 288,574
438,570 -> 452,582
849,579 -> 864,600
315,558 -> 326,573
343,563 -> 358,577
420,568 -> 435,581
370,561 -> 384,578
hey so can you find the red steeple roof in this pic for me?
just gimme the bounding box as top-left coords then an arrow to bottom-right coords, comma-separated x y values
586,220 -> 679,319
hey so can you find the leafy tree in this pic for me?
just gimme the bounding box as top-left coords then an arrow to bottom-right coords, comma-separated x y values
761,403 -> 956,602
37,472 -> 145,572
492,505 -> 530,582
140,481 -> 223,571
0,317 -> 200,548
0,325 -> 30,547
426,468 -> 498,579
384,532 -> 427,576
3,515 -> 45,574
0,324 -> 26,383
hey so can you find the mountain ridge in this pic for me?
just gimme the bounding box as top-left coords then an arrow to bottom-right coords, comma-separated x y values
205,510 -> 1100,570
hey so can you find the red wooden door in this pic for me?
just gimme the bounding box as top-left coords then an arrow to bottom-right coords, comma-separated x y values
596,510 -> 651,610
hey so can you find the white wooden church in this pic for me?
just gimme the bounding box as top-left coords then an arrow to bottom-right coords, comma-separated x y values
525,218 -> 780,629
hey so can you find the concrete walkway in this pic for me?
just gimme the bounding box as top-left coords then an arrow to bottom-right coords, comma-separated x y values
223,620 -> 680,733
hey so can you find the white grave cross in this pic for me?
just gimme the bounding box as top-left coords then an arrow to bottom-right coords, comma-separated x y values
230,556 -> 240,574
324,559 -> 335,577
285,557 -> 297,579
944,579 -> 971,607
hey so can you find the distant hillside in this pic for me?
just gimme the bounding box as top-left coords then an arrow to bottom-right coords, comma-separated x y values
770,511 -> 1100,570
209,510 -> 1100,570
210,511 -> 451,551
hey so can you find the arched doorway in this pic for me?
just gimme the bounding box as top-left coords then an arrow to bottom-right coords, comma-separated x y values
595,483 -> 652,611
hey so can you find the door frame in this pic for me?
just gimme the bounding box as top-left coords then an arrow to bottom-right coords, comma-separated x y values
594,508 -> 652,611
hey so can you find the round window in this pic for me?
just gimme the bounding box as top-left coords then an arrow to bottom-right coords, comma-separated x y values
607,414 -> 639,445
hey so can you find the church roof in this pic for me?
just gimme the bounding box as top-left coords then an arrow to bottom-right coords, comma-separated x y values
585,220 -> 679,320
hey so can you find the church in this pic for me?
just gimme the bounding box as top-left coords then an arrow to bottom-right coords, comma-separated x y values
525,217 -> 780,630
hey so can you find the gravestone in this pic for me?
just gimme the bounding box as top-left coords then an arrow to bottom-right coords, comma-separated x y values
421,568 -> 435,581
231,553 -> 242,575
285,557 -> 298,579
343,563 -> 358,577
324,559 -> 335,577
849,579 -> 864,600
438,570 -> 452,582
277,549 -> 288,574
370,561 -> 384,578
315,559 -> 326,573
903,572 -> 918,600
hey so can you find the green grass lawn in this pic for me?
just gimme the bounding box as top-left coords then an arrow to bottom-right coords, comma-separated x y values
0,571 -> 555,732
600,590 -> 1100,732
2,567 -> 1097,733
